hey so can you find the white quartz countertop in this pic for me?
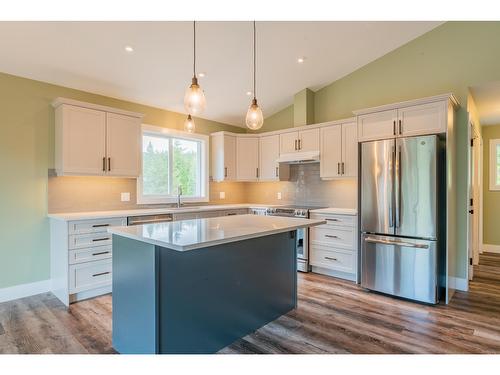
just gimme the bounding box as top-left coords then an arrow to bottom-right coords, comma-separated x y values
107,214 -> 326,251
48,204 -> 276,221
309,207 -> 358,216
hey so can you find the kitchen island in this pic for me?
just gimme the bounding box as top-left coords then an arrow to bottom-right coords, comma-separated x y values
108,214 -> 324,354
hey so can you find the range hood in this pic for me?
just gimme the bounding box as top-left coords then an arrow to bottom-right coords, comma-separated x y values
276,151 -> 320,164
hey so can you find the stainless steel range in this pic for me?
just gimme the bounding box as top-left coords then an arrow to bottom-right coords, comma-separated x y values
265,205 -> 324,272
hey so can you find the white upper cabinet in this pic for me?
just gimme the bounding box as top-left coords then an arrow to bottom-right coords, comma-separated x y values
320,125 -> 342,178
236,137 -> 259,181
211,133 -> 236,182
54,99 -> 142,177
357,109 -> 397,142
320,121 -> 358,179
397,101 -> 447,137
280,128 -> 320,154
56,105 -> 107,175
355,95 -> 456,142
106,113 -> 141,177
259,135 -> 280,181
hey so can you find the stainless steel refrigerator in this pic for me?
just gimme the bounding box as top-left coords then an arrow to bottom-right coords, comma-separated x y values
360,135 -> 441,304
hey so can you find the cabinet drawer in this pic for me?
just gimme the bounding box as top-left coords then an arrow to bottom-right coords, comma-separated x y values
310,246 -> 355,274
68,217 -> 126,235
69,245 -> 112,265
69,259 -> 112,294
311,227 -> 355,249
69,232 -> 112,250
310,213 -> 355,228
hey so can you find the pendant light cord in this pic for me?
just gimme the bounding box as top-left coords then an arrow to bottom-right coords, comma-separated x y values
193,21 -> 196,77
253,20 -> 256,100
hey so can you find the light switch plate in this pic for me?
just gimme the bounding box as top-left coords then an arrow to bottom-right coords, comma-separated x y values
277,192 -> 282,200
121,192 -> 130,202
219,191 -> 226,199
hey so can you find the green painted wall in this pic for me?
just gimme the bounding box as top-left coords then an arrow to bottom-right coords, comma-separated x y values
0,72 -> 243,289
482,125 -> 500,245
293,88 -> 315,126
259,21 -> 500,279
257,104 -> 294,133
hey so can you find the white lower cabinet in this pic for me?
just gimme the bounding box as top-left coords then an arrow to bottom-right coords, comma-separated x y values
309,212 -> 358,282
50,216 -> 126,306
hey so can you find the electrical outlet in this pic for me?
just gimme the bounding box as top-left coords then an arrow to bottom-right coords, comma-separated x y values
121,192 -> 130,202
277,192 -> 282,200
219,191 -> 226,199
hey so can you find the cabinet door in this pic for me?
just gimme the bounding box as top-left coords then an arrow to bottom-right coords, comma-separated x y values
298,128 -> 320,152
60,105 -> 107,175
280,131 -> 298,154
236,137 -> 259,181
342,122 -> 358,177
224,135 -> 237,181
357,109 -> 397,142
106,113 -> 141,177
398,101 -> 447,137
259,135 -> 280,180
320,125 -> 342,178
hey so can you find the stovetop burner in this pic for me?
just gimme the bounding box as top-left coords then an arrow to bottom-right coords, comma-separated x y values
265,205 -> 325,218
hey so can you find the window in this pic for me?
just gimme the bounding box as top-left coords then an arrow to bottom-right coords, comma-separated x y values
490,139 -> 500,191
137,125 -> 209,204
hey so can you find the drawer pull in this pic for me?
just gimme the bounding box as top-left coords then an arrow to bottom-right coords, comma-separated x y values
92,237 -> 110,242
92,271 -> 111,277
325,256 -> 338,261
92,224 -> 110,228
325,219 -> 340,222
92,251 -> 110,256
325,234 -> 339,239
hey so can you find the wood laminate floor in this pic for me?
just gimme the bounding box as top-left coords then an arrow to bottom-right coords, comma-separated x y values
1,253 -> 500,354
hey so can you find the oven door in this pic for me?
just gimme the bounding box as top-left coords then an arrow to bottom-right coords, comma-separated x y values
296,228 -> 309,272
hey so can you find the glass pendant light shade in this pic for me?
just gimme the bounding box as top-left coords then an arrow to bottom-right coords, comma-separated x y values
184,76 -> 206,115
245,98 -> 264,130
184,114 -> 196,133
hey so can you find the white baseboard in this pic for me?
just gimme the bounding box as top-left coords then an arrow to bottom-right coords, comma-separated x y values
451,277 -> 468,292
0,279 -> 51,303
482,243 -> 500,254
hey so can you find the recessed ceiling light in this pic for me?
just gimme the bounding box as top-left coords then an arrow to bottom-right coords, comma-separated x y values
297,57 -> 306,64
198,72 -> 206,78
124,46 -> 134,53
246,91 -> 253,96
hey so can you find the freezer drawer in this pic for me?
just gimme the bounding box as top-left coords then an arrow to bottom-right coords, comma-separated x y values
361,234 -> 438,304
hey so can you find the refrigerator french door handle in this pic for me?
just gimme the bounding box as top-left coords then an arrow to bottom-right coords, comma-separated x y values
389,146 -> 395,228
394,145 -> 401,228
364,236 -> 429,249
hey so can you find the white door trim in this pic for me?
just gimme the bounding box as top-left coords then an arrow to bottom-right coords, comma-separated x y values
0,279 -> 51,303
482,244 -> 500,254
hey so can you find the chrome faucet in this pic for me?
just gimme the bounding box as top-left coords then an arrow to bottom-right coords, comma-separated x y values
176,186 -> 183,208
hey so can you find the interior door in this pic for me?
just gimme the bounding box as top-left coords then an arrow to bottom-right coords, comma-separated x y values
319,125 -> 342,178
360,139 -> 395,235
236,137 -> 259,181
259,135 -> 280,180
298,128 -> 320,152
106,113 -> 141,177
395,135 -> 438,239
342,122 -> 358,177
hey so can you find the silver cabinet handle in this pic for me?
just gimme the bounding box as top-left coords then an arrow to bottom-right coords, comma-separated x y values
298,139 -> 301,150
341,162 -> 345,175
102,157 -> 106,172
337,162 -> 340,175
256,167 -> 259,178
275,166 -> 279,177
92,251 -> 110,256
393,120 -> 396,136
364,237 -> 429,249
224,167 -> 228,178
294,139 -> 298,150
92,224 -> 109,228
399,119 -> 402,135
92,271 -> 110,277
108,157 -> 111,172
325,234 -> 339,239
325,256 -> 338,261
325,218 -> 339,222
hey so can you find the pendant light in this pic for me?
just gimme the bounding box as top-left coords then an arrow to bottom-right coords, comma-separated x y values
184,114 -> 195,133
245,21 -> 264,130
184,21 -> 206,115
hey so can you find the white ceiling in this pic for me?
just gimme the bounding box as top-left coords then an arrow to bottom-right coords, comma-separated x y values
0,21 -> 442,127
470,82 -> 500,126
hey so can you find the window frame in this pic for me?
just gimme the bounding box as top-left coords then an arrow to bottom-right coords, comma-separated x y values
137,124 -> 209,204
489,138 -> 500,191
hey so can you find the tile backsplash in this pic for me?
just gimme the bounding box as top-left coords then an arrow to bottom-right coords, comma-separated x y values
48,163 -> 357,213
